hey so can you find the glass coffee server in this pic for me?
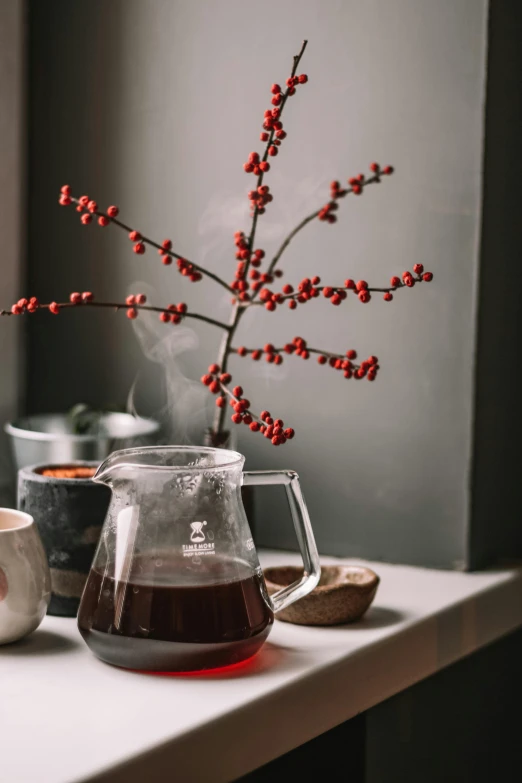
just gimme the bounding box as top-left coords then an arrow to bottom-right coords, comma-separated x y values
78,446 -> 320,671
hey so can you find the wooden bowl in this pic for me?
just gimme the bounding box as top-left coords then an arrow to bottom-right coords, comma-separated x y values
263,564 -> 380,626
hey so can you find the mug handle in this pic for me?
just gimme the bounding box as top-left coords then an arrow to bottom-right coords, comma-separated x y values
242,470 -> 321,613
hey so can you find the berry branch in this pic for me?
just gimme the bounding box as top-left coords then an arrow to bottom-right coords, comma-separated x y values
247,264 -> 433,311
2,41 -> 435,448
57,193 -> 233,294
1,293 -> 230,331
230,338 -> 379,381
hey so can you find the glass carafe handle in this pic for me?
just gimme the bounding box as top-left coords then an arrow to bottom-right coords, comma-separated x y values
242,471 -> 321,613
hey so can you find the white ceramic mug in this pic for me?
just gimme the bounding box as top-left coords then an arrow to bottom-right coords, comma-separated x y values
0,508 -> 51,645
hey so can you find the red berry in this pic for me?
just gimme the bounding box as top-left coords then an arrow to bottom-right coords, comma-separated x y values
243,414 -> 253,425
260,132 -> 269,142
237,346 -> 248,357
129,230 -> 141,242
161,255 -> 172,265
331,294 -> 342,306
75,205 -> 83,213
288,299 -> 297,309
288,87 -> 296,95
135,293 -> 146,305
11,304 -> 22,315
323,287 -> 334,298
79,195 -> 89,206
344,279 -> 355,290
344,369 -> 353,379
87,200 -> 98,213
243,163 -> 254,173
390,276 -> 401,287
266,353 -> 275,363
352,184 -> 362,195
177,302 -> 187,314
69,292 -> 81,304
422,272 -> 433,282
413,263 -> 424,275
127,308 -> 138,319
368,356 -> 378,366
133,242 -> 145,255
383,292 -> 393,301
209,363 -> 220,374
81,292 -> 93,302
268,146 -> 278,157
201,374 -> 212,386
259,161 -> 270,172
369,162 -> 380,173
271,83 -> 281,94
356,280 -> 368,292
275,130 -> 287,140
252,350 -> 262,360
260,410 -> 270,421
49,302 -> 60,315
98,215 -> 109,227
382,165 -> 394,175
59,194 -> 71,206
318,355 -> 327,365
80,213 -> 92,225
161,239 -> 172,251
60,185 -> 71,195
231,413 -> 243,424
171,313 -> 181,324
274,355 -> 283,365
232,385 -> 243,397
265,300 -> 276,311
358,290 -> 371,303
209,380 -> 221,394
347,350 -> 357,359
218,373 -> 231,385
282,284 -> 294,295
159,311 -> 169,323
271,94 -> 282,106
107,206 -> 119,218
284,428 -> 295,440
216,396 -> 226,408
250,421 -> 260,432
297,74 -> 308,83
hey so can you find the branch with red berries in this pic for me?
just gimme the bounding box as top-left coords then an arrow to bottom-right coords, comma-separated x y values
230,338 -> 379,380
1,40 -> 435,447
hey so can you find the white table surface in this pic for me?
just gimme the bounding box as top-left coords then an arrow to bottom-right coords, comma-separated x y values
1,550 -> 522,783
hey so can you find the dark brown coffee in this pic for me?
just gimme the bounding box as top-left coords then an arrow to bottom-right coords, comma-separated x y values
78,556 -> 273,671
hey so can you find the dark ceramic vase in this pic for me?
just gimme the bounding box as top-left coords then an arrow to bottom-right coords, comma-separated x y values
17,462 -> 110,617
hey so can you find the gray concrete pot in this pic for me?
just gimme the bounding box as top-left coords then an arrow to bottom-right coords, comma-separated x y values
6,412 -> 160,472
17,462 -> 110,617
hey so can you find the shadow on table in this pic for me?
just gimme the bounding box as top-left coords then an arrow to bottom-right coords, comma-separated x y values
322,606 -> 408,630
0,629 -> 79,656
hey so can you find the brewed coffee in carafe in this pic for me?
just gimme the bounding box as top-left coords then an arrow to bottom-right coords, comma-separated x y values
78,446 -> 320,672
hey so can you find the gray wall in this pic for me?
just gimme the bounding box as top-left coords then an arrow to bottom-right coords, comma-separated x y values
0,1 -> 25,504
27,0 -> 490,568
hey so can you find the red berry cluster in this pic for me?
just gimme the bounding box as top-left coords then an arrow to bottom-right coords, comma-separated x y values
323,279 -> 370,304
200,366 -> 294,446
230,233 -> 284,302
258,275 -> 322,311
247,184 -> 273,216
318,164 -> 394,222
59,186 -> 119,230
242,72 -> 308,191
316,348 -> 379,381
10,296 -> 39,315
385,264 -> 434,301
